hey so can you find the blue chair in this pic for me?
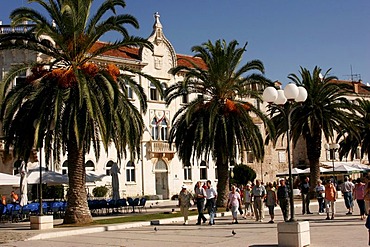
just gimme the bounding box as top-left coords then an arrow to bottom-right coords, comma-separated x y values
11,204 -> 21,223
0,204 -> 6,222
128,198 -> 139,213
138,198 -> 147,213
117,198 -> 127,213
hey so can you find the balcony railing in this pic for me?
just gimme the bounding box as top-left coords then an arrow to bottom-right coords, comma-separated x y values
0,24 -> 34,34
149,141 -> 176,154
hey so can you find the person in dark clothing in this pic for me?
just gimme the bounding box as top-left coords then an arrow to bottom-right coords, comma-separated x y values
300,177 -> 312,214
277,179 -> 290,222
194,181 -> 207,225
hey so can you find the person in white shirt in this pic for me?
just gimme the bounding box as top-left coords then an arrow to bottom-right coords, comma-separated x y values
243,184 -> 254,218
205,180 -> 217,225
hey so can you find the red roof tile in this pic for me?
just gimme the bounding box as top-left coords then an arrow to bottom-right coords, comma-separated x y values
91,42 -> 140,60
332,79 -> 370,95
176,54 -> 207,70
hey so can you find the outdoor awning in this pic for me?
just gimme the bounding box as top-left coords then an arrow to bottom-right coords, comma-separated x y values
276,168 -> 305,177
0,172 -> 20,186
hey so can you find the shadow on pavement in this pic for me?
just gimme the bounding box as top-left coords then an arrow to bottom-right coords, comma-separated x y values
249,245 -> 278,247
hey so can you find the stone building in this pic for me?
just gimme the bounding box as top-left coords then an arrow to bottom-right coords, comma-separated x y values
0,13 -> 368,199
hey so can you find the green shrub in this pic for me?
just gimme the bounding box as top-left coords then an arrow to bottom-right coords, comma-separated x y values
92,186 -> 108,197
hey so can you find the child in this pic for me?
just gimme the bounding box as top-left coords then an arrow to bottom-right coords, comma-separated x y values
366,209 -> 370,246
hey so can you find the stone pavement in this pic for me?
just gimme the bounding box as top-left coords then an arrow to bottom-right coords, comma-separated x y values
0,199 -> 368,247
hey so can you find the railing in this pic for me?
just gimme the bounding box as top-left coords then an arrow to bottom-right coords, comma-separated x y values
0,25 -> 34,34
149,141 -> 176,153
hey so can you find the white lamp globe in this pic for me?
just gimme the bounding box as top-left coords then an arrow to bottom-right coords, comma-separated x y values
296,87 -> 308,102
333,143 -> 340,149
324,143 -> 330,150
275,89 -> 287,105
284,83 -> 299,101
262,87 -> 278,103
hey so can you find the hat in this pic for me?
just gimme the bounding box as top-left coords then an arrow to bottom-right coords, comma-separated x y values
181,184 -> 187,189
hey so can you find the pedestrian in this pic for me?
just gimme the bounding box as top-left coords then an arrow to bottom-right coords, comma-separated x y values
205,180 -> 217,225
366,209 -> 370,245
194,181 -> 207,225
10,191 -> 18,205
227,185 -> 242,224
299,177 -> 312,214
341,176 -> 355,215
315,179 -> 325,214
178,185 -> 193,225
266,182 -> 277,223
242,184 -> 253,219
277,178 -> 290,222
252,179 -> 266,222
354,178 -> 366,220
324,179 -> 336,220
364,182 -> 370,213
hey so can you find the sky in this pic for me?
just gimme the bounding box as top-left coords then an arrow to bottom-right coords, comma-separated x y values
1,0 -> 369,84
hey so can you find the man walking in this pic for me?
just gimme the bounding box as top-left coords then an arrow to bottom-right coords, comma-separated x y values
205,180 -> 217,225
300,177 -> 312,214
194,181 -> 207,225
178,185 -> 193,225
252,179 -> 266,222
277,178 -> 290,222
341,176 -> 355,215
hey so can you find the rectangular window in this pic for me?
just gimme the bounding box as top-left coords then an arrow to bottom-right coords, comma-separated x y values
182,94 -> 188,104
126,168 -> 135,182
200,167 -> 207,180
184,166 -> 192,180
278,151 -> 286,163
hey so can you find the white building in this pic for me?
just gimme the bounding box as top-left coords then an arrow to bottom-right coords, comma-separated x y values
0,13 -> 368,200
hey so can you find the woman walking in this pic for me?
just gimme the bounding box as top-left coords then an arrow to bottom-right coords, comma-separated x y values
315,179 -> 325,214
227,185 -> 242,224
266,182 -> 277,223
354,178 -> 366,220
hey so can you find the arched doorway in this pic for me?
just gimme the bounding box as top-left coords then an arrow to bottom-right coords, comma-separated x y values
155,159 -> 169,199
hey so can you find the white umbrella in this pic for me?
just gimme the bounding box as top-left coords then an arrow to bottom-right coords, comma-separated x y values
0,172 -> 20,185
332,164 -> 363,173
110,163 -> 120,200
303,167 -> 331,173
277,168 -> 305,176
26,170 -> 106,185
19,161 -> 28,206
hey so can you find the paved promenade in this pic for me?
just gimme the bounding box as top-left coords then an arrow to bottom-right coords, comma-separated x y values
0,199 -> 368,247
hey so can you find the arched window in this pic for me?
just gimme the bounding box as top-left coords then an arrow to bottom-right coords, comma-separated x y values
155,159 -> 168,171
126,161 -> 135,182
160,118 -> 168,141
85,160 -> 95,171
62,161 -> 68,175
106,161 -> 114,176
151,117 -> 159,140
200,161 -> 207,180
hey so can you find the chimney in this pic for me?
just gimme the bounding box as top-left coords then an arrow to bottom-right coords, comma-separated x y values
353,81 -> 360,94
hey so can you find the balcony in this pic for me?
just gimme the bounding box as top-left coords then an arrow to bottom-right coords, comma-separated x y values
148,141 -> 176,160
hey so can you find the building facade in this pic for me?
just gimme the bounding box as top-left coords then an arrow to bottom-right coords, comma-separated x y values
0,13 -> 368,199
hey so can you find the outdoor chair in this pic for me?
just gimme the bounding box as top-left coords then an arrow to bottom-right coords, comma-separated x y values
21,204 -> 31,220
50,202 -> 63,218
138,198 -> 147,213
0,204 -> 6,222
107,199 -> 117,214
10,204 -> 21,223
127,197 -> 140,213
116,198 -> 127,213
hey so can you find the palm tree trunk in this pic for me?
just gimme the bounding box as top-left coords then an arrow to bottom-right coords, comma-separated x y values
306,129 -> 322,195
63,136 -> 93,224
216,158 -> 229,207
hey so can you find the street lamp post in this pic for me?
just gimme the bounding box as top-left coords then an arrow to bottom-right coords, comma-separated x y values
324,143 -> 340,183
263,84 -> 308,222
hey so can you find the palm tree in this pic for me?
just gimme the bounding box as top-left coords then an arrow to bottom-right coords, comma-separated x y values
166,39 -> 273,206
337,98 -> 369,163
268,66 -> 355,192
0,0 -> 161,224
